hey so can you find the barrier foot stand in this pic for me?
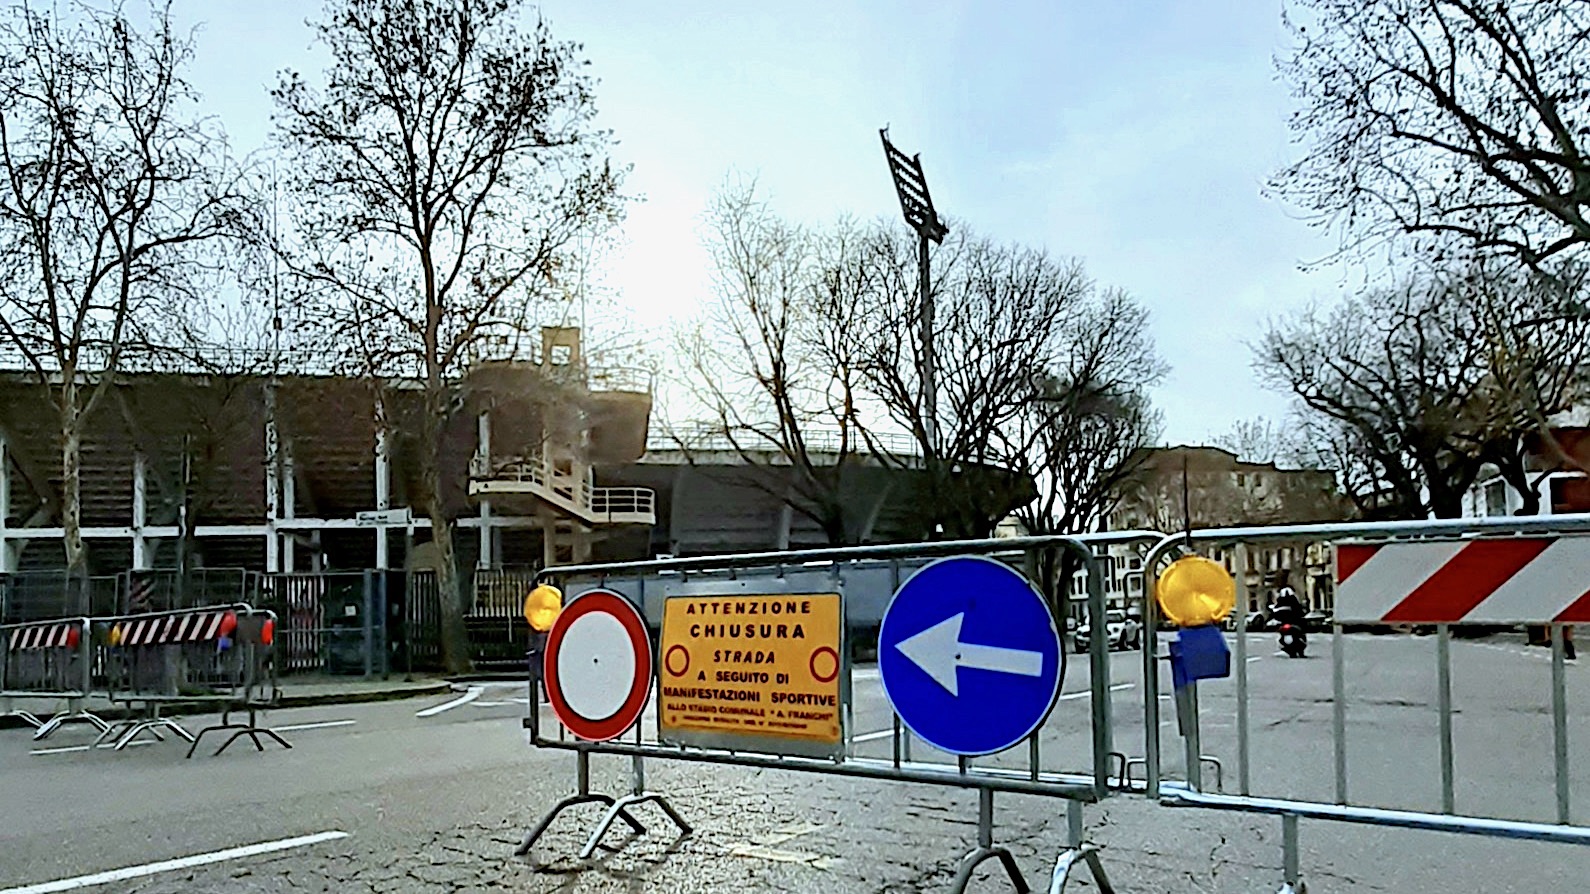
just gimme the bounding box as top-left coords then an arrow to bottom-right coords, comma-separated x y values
576,756 -> 692,860
33,705 -> 111,742
950,788 -> 1030,894
1048,800 -> 1114,894
114,707 -> 195,751
3,709 -> 43,729
186,708 -> 292,759
92,718 -> 136,748
514,750 -> 646,861
1277,813 -> 1306,894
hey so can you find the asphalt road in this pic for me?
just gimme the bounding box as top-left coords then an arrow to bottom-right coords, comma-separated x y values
3,632 -> 1590,892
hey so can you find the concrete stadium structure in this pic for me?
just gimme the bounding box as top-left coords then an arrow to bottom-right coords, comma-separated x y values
0,328 -> 653,577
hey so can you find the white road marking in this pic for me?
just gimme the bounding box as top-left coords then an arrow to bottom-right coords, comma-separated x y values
417,686 -> 483,717
1246,656 -> 1264,663
0,830 -> 349,894
852,729 -> 895,743
1057,682 -> 1134,702
274,719 -> 356,733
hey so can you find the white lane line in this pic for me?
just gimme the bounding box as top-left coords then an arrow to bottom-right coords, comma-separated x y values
1057,682 -> 1134,702
852,729 -> 895,744
1246,656 -> 1264,663
275,719 -> 356,733
0,830 -> 349,894
30,740 -> 156,756
417,686 -> 483,717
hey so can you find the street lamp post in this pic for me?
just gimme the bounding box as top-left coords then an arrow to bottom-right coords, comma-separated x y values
880,128 -> 949,455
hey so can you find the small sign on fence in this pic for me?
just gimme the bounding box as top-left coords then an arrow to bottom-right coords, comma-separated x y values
658,592 -> 843,758
355,508 -> 412,527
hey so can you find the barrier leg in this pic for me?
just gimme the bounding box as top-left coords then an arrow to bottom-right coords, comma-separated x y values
949,788 -> 1029,894
1279,813 -> 1304,893
93,718 -> 135,748
6,709 -> 43,729
515,751 -> 645,860
112,705 -> 195,751
186,708 -> 292,759
1048,799 -> 1113,893
576,755 -> 691,860
32,704 -> 111,741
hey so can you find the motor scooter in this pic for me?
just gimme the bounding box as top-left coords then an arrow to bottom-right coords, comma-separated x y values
1270,604 -> 1308,658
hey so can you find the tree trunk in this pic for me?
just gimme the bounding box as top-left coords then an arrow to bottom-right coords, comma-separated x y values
60,389 -> 87,614
422,390 -> 473,674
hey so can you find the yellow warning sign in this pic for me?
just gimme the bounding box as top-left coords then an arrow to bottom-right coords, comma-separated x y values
659,592 -> 843,758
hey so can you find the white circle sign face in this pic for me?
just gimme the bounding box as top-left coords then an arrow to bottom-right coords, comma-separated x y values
555,610 -> 636,721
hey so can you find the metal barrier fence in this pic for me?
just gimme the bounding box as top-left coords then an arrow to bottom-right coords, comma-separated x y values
258,571 -> 385,677
1132,513 -> 1590,893
94,603 -> 289,757
0,569 -> 258,625
523,531 -> 1163,893
0,574 -> 118,623
0,617 -> 108,740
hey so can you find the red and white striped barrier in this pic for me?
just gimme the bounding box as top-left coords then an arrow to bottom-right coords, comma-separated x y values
116,609 -> 236,647
1336,537 -> 1590,624
6,621 -> 80,650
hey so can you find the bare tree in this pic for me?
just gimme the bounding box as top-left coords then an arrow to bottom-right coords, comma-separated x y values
853,228 -> 1092,538
271,0 -> 623,672
1275,0 -> 1590,277
0,1 -> 243,589
1256,269 -> 1589,518
1005,288 -> 1164,538
673,183 -> 879,545
1215,417 -> 1297,467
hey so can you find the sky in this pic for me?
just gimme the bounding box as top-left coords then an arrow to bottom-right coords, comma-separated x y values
170,0 -> 1363,446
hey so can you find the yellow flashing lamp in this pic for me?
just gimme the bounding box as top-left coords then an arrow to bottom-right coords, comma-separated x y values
1156,556 -> 1236,628
524,584 -> 563,633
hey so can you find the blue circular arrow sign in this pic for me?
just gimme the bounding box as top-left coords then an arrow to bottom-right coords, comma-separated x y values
878,555 -> 1064,756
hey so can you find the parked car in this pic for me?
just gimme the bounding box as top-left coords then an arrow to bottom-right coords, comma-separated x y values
1074,610 -> 1142,653
1302,610 -> 1333,633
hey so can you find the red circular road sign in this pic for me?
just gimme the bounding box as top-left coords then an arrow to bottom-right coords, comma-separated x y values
543,588 -> 652,742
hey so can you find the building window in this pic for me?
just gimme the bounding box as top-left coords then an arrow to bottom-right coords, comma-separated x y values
1484,480 -> 1509,517
1236,473 -> 1246,487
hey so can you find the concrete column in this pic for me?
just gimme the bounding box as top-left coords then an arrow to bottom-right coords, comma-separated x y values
540,508 -> 558,567
282,447 -> 296,573
477,410 -> 493,568
264,383 -> 281,573
478,501 -> 494,568
374,417 -> 390,571
131,452 -> 148,569
0,432 -> 12,573
775,502 -> 793,551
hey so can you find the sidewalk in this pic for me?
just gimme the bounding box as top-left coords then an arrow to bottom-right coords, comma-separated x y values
0,673 -> 454,730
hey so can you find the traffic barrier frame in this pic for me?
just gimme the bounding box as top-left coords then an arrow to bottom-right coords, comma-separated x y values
1131,513 -> 1590,893
92,603 -> 288,756
0,616 -> 109,740
519,531 -> 1164,893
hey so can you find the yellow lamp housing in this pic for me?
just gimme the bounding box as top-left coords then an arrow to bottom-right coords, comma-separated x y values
1155,555 -> 1236,628
524,584 -> 563,633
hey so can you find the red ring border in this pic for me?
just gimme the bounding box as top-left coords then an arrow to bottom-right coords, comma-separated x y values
542,589 -> 652,742
809,645 -> 839,684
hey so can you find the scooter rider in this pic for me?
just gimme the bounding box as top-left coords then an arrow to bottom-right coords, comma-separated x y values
1270,578 -> 1305,627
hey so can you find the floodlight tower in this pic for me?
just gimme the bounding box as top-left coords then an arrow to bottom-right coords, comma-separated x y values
880,128 -> 949,455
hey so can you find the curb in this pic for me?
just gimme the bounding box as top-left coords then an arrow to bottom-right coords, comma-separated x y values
0,680 -> 454,731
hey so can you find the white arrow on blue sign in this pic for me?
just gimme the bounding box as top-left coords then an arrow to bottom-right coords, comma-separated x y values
878,555 -> 1063,756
